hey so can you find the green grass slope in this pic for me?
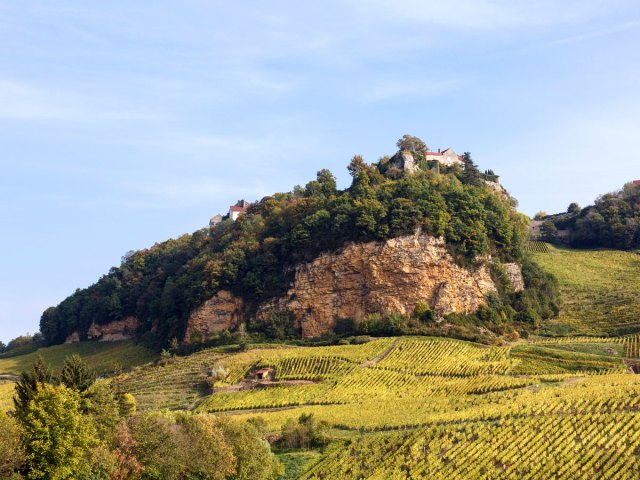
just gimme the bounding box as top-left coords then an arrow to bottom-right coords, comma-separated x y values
531,246 -> 640,336
0,340 -> 155,376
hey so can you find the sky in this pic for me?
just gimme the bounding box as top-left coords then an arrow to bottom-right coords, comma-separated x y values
1,0 -> 640,343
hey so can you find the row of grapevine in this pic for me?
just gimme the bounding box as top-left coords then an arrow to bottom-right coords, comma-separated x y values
525,241 -> 553,253
302,413 -> 640,479
375,338 -> 514,376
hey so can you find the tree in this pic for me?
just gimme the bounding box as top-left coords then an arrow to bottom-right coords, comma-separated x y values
118,392 -> 137,417
396,134 -> 428,154
0,340 -> 6,353
175,414 -> 237,480
0,411 -> 24,477
567,202 -> 581,215
19,383 -> 97,479
110,422 -> 143,480
13,355 -> 53,421
460,152 -> 483,186
280,413 -> 328,449
127,413 -> 181,479
217,419 -> 283,480
534,211 -> 547,220
60,354 -> 96,393
84,379 -> 122,442
540,220 -> 558,243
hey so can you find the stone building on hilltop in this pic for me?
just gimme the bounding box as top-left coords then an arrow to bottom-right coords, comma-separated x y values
425,148 -> 464,167
210,199 -> 250,227
229,199 -> 249,220
394,147 -> 464,173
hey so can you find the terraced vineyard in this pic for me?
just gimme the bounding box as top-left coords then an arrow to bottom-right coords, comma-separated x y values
3,330 -> 640,478
525,241 -> 553,253
532,247 -> 640,336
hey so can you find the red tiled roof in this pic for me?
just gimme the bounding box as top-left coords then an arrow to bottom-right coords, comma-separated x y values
633,180 -> 640,187
255,368 -> 271,374
229,205 -> 247,212
426,151 -> 443,156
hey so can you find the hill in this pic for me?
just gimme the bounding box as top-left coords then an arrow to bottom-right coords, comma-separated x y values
0,340 -> 155,377
535,180 -> 640,249
0,340 -> 155,415
37,138 -> 558,349
530,245 -> 640,336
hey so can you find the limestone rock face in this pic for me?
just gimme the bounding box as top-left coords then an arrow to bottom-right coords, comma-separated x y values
64,331 -> 80,344
87,316 -> 139,342
394,150 -> 419,174
258,232 -> 497,338
503,263 -> 525,292
184,290 -> 244,342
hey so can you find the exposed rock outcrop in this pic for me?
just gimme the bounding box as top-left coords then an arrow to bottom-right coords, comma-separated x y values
183,290 -> 244,342
258,231 -> 497,338
503,263 -> 525,292
393,150 -> 419,174
64,331 -> 80,344
87,316 -> 140,342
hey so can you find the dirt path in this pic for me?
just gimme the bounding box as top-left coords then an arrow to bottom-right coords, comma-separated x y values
359,338 -> 401,368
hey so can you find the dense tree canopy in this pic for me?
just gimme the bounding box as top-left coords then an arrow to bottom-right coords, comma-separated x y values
40,150 -> 540,346
543,182 -> 640,249
5,356 -> 283,479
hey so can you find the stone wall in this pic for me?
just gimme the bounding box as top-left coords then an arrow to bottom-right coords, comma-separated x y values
258,231 -> 497,338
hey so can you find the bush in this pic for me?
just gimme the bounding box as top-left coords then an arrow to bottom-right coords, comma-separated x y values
334,317 -> 356,335
280,414 -> 328,450
413,302 -> 434,323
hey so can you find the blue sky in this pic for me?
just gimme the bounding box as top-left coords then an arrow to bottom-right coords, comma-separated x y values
1,1 -> 639,343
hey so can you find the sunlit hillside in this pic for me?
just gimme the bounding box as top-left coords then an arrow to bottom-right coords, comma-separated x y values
114,335 -> 640,478
531,246 -> 640,336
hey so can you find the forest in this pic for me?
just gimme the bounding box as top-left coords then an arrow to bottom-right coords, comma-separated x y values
39,139 -> 558,348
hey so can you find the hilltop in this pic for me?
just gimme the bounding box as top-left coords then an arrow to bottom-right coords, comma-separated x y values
532,180 -> 640,249
37,136 -> 558,350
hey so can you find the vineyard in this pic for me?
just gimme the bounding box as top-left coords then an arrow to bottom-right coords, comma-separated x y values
525,241 -> 553,253
531,247 -> 640,336
5,246 -> 640,478
2,332 -> 639,478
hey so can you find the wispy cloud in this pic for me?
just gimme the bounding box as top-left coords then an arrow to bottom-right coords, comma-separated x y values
342,0 -> 637,30
526,19 -> 640,51
0,79 -> 171,123
361,77 -> 466,103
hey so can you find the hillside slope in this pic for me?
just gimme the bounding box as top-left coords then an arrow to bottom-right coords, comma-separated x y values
113,334 -> 640,479
531,246 -> 640,336
39,144 -> 557,347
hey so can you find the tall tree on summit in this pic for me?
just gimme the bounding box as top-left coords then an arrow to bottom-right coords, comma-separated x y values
396,134 -> 428,154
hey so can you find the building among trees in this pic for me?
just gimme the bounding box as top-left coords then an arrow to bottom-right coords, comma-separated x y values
425,148 -> 464,167
209,199 -> 250,226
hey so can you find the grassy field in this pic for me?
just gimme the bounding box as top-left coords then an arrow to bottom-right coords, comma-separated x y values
531,246 -> 640,336
112,335 -> 640,478
0,340 -> 156,376
0,380 -> 15,412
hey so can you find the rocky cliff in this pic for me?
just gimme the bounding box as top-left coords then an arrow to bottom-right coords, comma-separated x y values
86,316 -> 140,342
258,231 -> 498,338
183,290 -> 244,342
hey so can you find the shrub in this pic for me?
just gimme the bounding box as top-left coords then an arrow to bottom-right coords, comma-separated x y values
280,414 -> 329,450
413,302 -> 434,323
